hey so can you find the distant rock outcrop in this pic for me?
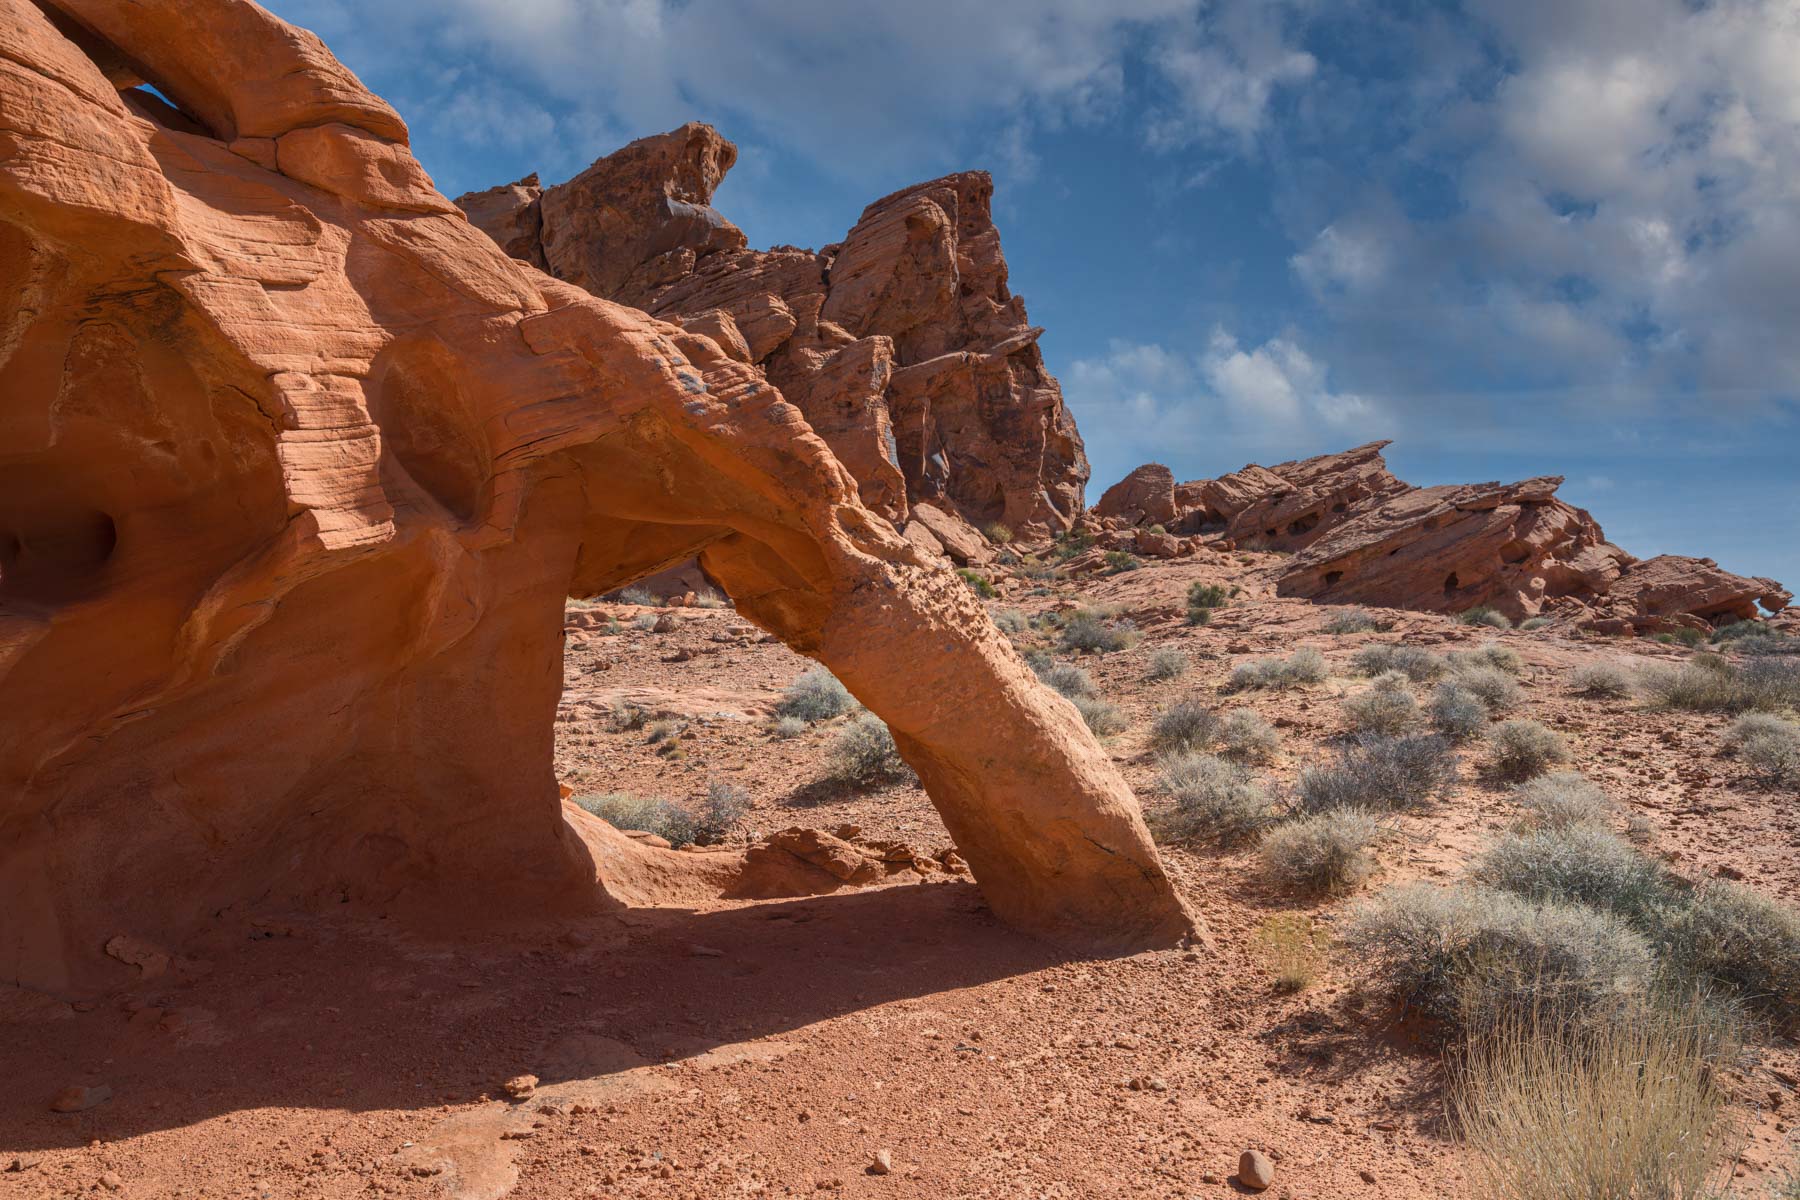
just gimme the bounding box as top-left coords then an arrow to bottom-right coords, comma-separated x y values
1095,442 -> 1790,630
457,128 -> 1088,537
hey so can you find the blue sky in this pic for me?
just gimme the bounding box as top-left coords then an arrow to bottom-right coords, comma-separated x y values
268,0 -> 1799,587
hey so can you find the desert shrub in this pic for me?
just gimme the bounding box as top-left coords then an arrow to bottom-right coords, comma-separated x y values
1344,883 -> 1655,1028
1511,771 -> 1611,830
612,585 -> 657,606
1729,715 -> 1800,786
1325,607 -> 1388,635
632,612 -> 659,631
1145,648 -> 1189,681
1352,643 -> 1448,682
1229,647 -> 1327,691
1655,626 -> 1707,647
1343,686 -> 1420,737
776,667 -> 853,722
574,792 -> 697,848
608,699 -> 650,731
1569,660 -> 1632,698
825,714 -> 912,786
1187,581 -> 1230,610
990,607 -> 1027,635
1060,609 -> 1139,654
1518,616 -> 1554,631
1071,694 -> 1128,737
1453,665 -> 1523,712
1452,641 -> 1524,675
1460,606 -> 1513,630
1716,622 -> 1799,656
644,719 -> 682,745
1452,995 -> 1738,1200
1663,881 -> 1800,1025
1036,661 -> 1095,699
1295,734 -> 1458,815
1725,712 -> 1794,747
769,715 -> 806,740
1261,809 -> 1383,895
1218,709 -> 1281,764
692,588 -> 729,609
982,522 -> 1013,545
1186,606 -> 1213,626
1150,700 -> 1221,753
1637,656 -> 1800,713
1368,669 -> 1412,693
1255,914 -> 1329,992
1472,826 -> 1676,929
1429,682 -> 1490,741
1102,549 -> 1140,574
956,568 -> 998,599
1151,752 -> 1273,846
1484,720 -> 1570,781
693,782 -> 749,844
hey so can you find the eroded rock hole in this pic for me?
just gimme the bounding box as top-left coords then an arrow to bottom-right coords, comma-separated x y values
0,509 -> 117,604
1443,572 -> 1460,594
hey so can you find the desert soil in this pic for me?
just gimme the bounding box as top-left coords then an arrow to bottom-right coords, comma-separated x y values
5,551 -> 1797,1199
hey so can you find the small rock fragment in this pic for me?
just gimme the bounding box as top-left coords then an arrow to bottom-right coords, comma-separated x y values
48,1085 -> 111,1113
501,1074 -> 538,1099
868,1149 -> 893,1176
1238,1149 -> 1275,1191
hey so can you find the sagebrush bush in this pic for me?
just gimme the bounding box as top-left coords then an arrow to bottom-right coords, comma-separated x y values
1072,694 -> 1128,736
1511,771 -> 1611,830
1344,883 -> 1655,1028
990,607 -> 1027,635
776,667 -> 853,722
1187,581 -> 1230,610
1151,752 -> 1274,846
1261,809 -> 1383,895
1663,881 -> 1800,1025
1725,712 -> 1794,746
1352,643 -> 1448,682
1472,826 -> 1675,929
1229,647 -> 1327,691
1296,733 -> 1458,814
957,568 -> 998,598
694,782 -> 750,844
1036,660 -> 1095,699
1343,686 -> 1420,736
769,715 -> 806,739
1569,661 -> 1632,698
982,522 -> 1013,545
1453,664 -> 1523,712
1146,648 -> 1189,681
1452,642 -> 1525,675
1637,656 -> 1800,713
1484,720 -> 1570,781
1325,607 -> 1388,635
1369,669 -> 1412,694
613,585 -> 657,606
574,792 -> 697,847
1429,682 -> 1490,740
632,612 -> 659,631
1732,715 -> 1800,786
1460,606 -> 1513,630
1060,609 -> 1139,653
1255,914 -> 1329,992
692,588 -> 729,609
1218,709 -> 1281,764
1150,700 -> 1221,752
825,715 -> 913,785
1518,616 -> 1554,631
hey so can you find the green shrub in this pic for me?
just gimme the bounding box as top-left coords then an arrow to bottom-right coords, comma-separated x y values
825,714 -> 912,786
1187,581 -> 1230,610
1060,609 -> 1139,653
1325,607 -> 1389,634
1352,643 -> 1448,682
1218,709 -> 1281,764
1484,720 -> 1570,781
982,522 -> 1014,545
1261,809 -> 1383,894
1296,734 -> 1458,814
1429,682 -> 1489,741
1569,661 -> 1632,698
1151,752 -> 1274,846
1518,616 -> 1554,631
1663,881 -> 1800,1025
1343,686 -> 1420,737
1102,549 -> 1140,574
1071,694 -> 1128,736
957,568 -> 998,599
1186,606 -> 1213,626
1344,883 -> 1655,1028
632,612 -> 659,631
1150,700 -> 1221,753
1229,647 -> 1327,691
776,667 -> 853,722
1052,530 -> 1095,560
1460,606 -> 1513,630
1511,771 -> 1612,830
1035,660 -> 1095,699
574,792 -> 697,847
1472,826 -> 1676,929
1145,648 -> 1189,681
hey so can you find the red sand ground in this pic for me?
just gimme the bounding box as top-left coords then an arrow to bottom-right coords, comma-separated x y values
5,552 -> 1796,1198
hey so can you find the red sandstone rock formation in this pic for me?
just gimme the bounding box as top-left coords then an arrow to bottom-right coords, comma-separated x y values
457,131 -> 1088,537
0,0 -> 1193,994
1096,443 -> 1789,629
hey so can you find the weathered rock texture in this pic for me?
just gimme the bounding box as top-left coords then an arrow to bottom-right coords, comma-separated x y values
0,0 -> 1192,995
457,129 -> 1088,538
1097,442 -> 1789,629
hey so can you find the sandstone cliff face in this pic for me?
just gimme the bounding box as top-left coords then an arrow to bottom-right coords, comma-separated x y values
0,0 -> 1191,994
1096,443 -> 1789,629
457,131 -> 1088,537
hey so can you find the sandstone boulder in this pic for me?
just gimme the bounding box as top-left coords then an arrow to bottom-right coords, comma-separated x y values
0,0 -> 1193,993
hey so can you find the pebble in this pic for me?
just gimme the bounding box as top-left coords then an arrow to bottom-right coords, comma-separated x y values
1238,1149 -> 1275,1191
501,1074 -> 538,1099
868,1149 -> 893,1176
99,1172 -> 123,1192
